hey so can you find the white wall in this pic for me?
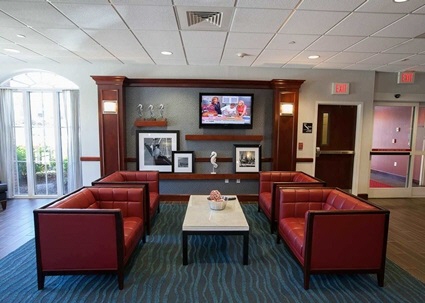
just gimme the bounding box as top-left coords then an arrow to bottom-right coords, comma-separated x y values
1,61 -> 424,195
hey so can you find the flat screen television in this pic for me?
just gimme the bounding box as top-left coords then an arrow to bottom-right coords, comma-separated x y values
199,93 -> 254,129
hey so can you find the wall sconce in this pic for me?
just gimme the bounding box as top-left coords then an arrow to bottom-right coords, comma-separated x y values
103,100 -> 118,114
280,102 -> 294,116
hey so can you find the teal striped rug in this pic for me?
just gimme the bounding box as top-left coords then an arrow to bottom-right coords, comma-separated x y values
1,204 -> 424,303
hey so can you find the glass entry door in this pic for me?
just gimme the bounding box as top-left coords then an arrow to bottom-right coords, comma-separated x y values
369,102 -> 425,198
12,91 -> 65,197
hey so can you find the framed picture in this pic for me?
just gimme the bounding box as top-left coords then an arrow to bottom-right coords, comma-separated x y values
172,151 -> 195,173
234,144 -> 261,173
136,130 -> 179,172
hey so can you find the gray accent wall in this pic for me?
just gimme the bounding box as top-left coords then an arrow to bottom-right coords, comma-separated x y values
125,86 -> 273,195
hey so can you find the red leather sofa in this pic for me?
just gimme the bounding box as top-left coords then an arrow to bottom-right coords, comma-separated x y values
92,170 -> 159,234
258,171 -> 325,233
34,185 -> 147,290
277,187 -> 390,289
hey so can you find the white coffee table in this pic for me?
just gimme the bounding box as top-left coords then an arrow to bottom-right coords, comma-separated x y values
182,195 -> 249,265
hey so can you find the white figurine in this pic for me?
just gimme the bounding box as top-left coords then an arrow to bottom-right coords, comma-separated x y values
137,104 -> 143,118
148,104 -> 155,120
158,104 -> 164,120
210,151 -> 218,174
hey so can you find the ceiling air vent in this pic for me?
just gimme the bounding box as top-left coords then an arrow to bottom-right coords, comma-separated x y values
186,11 -> 223,28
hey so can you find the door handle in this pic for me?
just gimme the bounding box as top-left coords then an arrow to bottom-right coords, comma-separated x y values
316,147 -> 321,157
319,150 -> 354,155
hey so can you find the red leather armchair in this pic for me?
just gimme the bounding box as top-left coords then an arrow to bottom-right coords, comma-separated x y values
277,187 -> 390,289
34,186 -> 147,290
92,170 -> 160,234
258,171 -> 325,233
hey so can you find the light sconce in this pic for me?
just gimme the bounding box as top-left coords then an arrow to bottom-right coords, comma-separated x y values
280,102 -> 294,116
103,100 -> 118,114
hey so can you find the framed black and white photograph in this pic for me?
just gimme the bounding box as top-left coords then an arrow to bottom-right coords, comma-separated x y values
136,130 -> 179,172
172,151 -> 194,173
234,144 -> 261,173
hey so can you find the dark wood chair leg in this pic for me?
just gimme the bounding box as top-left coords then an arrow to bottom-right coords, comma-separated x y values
0,200 -> 6,210
304,271 -> 310,290
377,271 -> 385,287
37,273 -> 45,290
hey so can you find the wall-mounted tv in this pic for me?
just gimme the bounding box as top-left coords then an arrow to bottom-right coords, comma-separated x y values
199,93 -> 254,129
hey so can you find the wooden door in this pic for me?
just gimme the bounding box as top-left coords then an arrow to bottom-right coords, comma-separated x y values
315,105 -> 357,189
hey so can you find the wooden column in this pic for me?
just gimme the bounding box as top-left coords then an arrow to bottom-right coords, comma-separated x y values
91,76 -> 127,176
271,80 -> 305,171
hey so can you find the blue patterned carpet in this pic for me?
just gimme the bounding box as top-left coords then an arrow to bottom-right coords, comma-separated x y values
1,204 -> 424,303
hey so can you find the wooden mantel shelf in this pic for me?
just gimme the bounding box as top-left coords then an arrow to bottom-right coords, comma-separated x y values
134,119 -> 167,127
185,135 -> 263,141
160,173 -> 259,180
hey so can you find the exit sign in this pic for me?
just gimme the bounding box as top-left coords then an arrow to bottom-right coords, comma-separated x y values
332,82 -> 350,95
398,71 -> 415,84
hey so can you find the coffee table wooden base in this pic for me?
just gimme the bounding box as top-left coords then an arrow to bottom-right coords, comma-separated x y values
182,230 -> 249,265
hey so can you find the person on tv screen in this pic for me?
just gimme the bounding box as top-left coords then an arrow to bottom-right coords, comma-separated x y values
221,103 -> 237,117
236,100 -> 247,117
202,96 -> 222,116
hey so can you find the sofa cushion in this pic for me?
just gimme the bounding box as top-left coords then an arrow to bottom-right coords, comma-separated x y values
123,217 -> 144,259
324,190 -> 376,210
48,188 -> 99,209
279,217 -> 305,260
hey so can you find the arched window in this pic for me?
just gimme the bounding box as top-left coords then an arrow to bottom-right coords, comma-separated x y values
0,71 -> 81,198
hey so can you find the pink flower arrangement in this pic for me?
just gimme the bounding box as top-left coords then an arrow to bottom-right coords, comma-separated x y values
209,190 -> 222,201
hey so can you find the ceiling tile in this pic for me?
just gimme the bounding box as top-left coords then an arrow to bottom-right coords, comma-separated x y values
133,30 -> 183,54
236,0 -> 299,9
254,49 -> 300,66
174,0 -> 234,6
54,3 -> 127,30
324,52 -> 374,64
384,38 -> 425,54
181,31 -> 227,48
279,10 -> 349,35
373,14 -> 425,38
0,1 -> 75,28
298,0 -> 366,11
231,8 -> 291,33
290,50 -> 339,63
114,4 -> 178,30
267,34 -> 319,50
327,12 -> 404,36
358,53 -> 411,65
307,36 -> 364,52
226,33 -> 273,49
346,37 -> 409,53
356,0 -> 425,13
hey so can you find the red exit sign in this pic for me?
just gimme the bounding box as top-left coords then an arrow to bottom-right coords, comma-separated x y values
331,82 -> 350,95
398,71 -> 415,84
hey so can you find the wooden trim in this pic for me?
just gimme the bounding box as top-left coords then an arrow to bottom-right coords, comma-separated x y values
134,119 -> 167,127
80,157 -> 101,161
160,173 -> 259,180
125,78 -> 271,89
185,134 -> 263,141
296,158 -> 314,163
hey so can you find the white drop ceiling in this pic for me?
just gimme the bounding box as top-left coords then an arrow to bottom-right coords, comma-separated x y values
0,0 -> 424,72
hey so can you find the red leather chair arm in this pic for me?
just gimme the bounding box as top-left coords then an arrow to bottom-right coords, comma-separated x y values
34,209 -> 124,271
304,210 -> 390,270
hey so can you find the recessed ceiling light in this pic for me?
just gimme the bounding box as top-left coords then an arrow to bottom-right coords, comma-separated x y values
16,34 -> 26,38
4,48 -> 20,53
393,0 -> 408,3
308,55 -> 320,59
161,51 -> 173,56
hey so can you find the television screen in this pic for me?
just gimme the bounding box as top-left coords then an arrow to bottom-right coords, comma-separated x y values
199,93 -> 254,129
